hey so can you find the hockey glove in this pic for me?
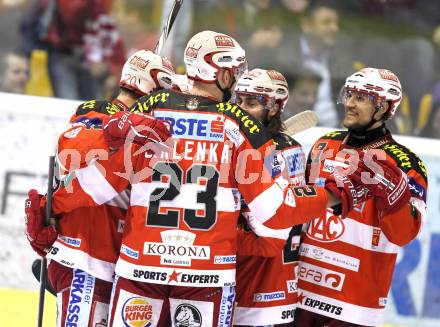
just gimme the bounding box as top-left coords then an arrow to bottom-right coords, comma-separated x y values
357,153 -> 411,214
325,171 -> 370,218
103,111 -> 172,149
25,189 -> 58,257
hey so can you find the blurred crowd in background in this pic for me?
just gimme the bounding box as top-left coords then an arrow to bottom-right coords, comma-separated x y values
1,0 -> 440,139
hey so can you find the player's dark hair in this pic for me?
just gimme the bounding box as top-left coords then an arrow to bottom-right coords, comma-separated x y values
267,104 -> 284,135
303,0 -> 341,18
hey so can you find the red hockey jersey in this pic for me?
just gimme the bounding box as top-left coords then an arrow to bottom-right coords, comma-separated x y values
297,130 -> 427,326
234,133 -> 306,325
47,100 -> 128,282
52,90 -> 330,288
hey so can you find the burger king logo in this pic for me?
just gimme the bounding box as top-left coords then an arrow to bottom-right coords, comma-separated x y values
122,297 -> 154,327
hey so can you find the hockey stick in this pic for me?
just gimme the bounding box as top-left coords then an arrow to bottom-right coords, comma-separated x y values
37,131 -> 57,327
154,0 -> 185,54
284,110 -> 318,136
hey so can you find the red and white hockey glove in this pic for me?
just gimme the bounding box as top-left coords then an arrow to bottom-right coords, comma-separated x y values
25,189 -> 57,257
358,153 -> 410,214
325,171 -> 370,218
103,111 -> 172,149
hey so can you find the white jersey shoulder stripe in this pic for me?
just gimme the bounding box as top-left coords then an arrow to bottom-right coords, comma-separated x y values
247,181 -> 284,224
342,217 -> 399,253
76,163 -> 118,205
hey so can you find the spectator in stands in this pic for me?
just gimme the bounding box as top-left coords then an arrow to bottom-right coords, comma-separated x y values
18,0 -> 125,100
283,65 -> 322,120
419,105 -> 440,139
420,83 -> 440,139
0,51 -> 29,94
276,0 -> 355,127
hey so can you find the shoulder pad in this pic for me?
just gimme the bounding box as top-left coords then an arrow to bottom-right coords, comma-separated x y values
75,100 -> 121,116
273,133 -> 301,151
216,102 -> 271,149
380,141 -> 428,183
131,91 -> 172,114
320,130 -> 347,140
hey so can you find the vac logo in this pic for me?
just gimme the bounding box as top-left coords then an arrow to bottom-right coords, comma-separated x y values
122,297 -> 154,327
174,304 -> 202,327
155,111 -> 224,141
306,209 -> 345,242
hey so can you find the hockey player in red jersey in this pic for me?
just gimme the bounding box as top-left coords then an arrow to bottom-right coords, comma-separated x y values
49,31 -> 375,326
295,68 -> 428,327
232,69 -> 305,326
24,49 -> 174,326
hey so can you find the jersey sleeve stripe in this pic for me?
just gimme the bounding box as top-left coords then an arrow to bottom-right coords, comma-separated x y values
247,182 -> 284,224
323,217 -> 400,253
242,212 -> 291,239
76,164 -> 119,205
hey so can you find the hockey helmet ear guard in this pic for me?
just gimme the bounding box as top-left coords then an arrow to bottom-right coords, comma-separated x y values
184,30 -> 247,84
337,68 -> 402,118
233,68 -> 289,112
119,50 -> 176,96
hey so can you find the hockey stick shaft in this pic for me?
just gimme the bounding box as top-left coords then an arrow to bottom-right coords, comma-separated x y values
154,0 -> 185,54
37,132 -> 57,327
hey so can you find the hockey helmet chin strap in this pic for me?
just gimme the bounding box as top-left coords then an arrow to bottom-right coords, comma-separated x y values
215,73 -> 235,102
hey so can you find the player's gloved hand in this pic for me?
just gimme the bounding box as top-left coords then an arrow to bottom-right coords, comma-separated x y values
357,152 -> 411,214
103,111 -> 172,149
324,170 -> 370,218
25,189 -> 58,257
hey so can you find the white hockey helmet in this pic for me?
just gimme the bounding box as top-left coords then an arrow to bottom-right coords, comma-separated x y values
184,30 -> 247,83
338,67 -> 402,118
232,68 -> 289,111
119,50 -> 175,96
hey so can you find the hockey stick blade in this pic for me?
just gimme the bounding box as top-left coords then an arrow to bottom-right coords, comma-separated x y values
154,0 -> 185,54
284,110 -> 318,136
